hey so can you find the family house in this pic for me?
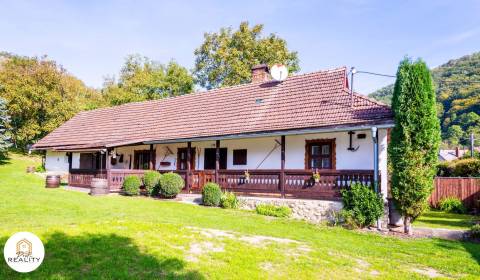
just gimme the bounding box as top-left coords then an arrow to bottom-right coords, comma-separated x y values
33,65 -> 393,200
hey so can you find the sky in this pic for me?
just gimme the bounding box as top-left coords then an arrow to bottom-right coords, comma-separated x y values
1,0 -> 479,94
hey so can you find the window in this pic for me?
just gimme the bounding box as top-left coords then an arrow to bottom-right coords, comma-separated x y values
233,149 -> 247,165
79,153 -> 105,170
134,150 -> 155,170
177,148 -> 196,170
204,148 -> 227,169
305,139 -> 335,169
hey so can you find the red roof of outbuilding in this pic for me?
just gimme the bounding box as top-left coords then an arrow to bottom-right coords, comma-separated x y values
33,67 -> 393,150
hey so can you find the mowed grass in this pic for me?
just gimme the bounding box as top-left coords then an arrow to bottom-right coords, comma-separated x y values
0,153 -> 479,279
414,209 -> 479,230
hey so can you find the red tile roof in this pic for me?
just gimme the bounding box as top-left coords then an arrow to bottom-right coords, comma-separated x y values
33,67 -> 393,150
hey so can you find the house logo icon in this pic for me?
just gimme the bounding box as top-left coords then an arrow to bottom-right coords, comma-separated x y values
16,239 -> 32,257
3,232 -> 44,273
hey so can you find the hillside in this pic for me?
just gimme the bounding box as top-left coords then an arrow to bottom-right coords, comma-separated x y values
369,52 -> 480,146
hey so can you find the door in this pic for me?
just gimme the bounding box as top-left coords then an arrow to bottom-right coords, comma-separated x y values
177,148 -> 196,170
204,148 -> 227,170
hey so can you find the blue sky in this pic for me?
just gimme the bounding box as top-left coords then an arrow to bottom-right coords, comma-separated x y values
1,0 -> 479,93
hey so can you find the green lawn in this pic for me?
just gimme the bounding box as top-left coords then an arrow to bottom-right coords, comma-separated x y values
414,209 -> 479,230
1,153 -> 480,279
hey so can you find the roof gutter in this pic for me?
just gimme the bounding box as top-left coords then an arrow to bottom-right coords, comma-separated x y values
143,122 -> 395,145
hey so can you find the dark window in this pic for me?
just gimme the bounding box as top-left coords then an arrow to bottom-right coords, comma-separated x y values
204,148 -> 227,169
134,150 -> 155,170
306,140 -> 334,169
79,153 -> 105,170
233,149 -> 247,165
79,153 -> 94,169
177,148 -> 196,170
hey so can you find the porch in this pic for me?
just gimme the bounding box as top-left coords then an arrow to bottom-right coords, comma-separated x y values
69,168 -> 375,200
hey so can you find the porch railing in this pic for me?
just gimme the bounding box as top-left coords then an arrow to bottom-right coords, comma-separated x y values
69,169 -> 107,188
69,168 -> 374,199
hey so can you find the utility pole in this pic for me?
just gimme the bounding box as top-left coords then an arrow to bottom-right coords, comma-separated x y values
470,133 -> 475,157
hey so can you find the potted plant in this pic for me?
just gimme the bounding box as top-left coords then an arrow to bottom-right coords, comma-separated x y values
312,170 -> 320,183
244,170 -> 251,183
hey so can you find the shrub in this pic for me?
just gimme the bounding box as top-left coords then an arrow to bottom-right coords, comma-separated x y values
35,165 -> 46,172
340,183 -> 384,228
339,209 -> 359,229
123,175 -> 141,196
143,171 -> 161,196
452,158 -> 480,177
437,161 -> 453,177
438,197 -> 466,214
220,191 -> 238,209
255,204 -> 291,218
158,172 -> 184,198
469,224 -> 480,239
202,183 -> 222,206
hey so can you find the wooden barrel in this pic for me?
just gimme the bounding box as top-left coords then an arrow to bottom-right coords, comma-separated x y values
45,175 -> 61,188
26,166 -> 35,173
90,178 -> 109,196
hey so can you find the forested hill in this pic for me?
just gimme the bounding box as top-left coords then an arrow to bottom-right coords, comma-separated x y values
369,52 -> 480,146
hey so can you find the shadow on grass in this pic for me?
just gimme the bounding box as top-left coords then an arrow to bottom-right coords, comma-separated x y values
0,155 -> 10,165
0,232 -> 204,279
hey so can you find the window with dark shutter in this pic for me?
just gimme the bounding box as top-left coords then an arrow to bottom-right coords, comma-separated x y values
233,149 -> 247,165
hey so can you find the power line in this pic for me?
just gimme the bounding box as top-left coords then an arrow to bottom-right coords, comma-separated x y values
355,70 -> 396,78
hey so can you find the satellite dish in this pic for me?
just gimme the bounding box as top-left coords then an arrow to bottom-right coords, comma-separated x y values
270,64 -> 288,81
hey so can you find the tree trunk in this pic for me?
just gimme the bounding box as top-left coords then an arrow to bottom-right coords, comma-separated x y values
403,216 -> 412,235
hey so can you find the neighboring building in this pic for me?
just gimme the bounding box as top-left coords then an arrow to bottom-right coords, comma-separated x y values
33,65 -> 393,200
439,147 -> 479,162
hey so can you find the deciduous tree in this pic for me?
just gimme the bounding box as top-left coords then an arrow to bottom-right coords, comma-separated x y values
193,22 -> 299,89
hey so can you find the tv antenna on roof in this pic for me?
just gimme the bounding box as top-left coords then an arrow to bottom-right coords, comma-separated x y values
270,64 -> 288,81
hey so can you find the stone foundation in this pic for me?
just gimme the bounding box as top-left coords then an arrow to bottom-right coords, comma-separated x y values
238,196 -> 343,224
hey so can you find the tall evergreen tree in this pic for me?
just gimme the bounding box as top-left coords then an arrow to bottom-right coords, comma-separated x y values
389,58 -> 440,234
0,97 -> 12,159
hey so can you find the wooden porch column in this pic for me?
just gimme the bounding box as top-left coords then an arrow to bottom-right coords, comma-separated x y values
215,140 -> 220,183
106,149 -> 112,190
186,141 -> 191,193
280,135 -> 286,198
149,144 -> 154,170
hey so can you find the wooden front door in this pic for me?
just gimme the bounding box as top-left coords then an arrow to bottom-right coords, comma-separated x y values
177,148 -> 196,170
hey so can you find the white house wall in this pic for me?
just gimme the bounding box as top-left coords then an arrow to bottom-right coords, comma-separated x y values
45,151 -> 69,173
106,129 -> 383,172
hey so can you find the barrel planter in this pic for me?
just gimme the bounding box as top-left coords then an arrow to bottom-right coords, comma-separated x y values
90,178 -> 109,196
26,166 -> 35,173
45,175 -> 61,188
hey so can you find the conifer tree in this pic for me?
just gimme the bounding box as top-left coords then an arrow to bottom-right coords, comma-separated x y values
389,58 -> 440,234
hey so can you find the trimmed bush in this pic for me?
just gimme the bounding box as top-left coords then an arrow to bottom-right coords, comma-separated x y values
437,158 -> 480,177
469,224 -> 480,239
452,158 -> 480,177
143,171 -> 161,196
438,197 -> 466,214
123,175 -> 141,196
158,172 -> 184,198
255,204 -> 291,218
202,183 -> 222,206
220,191 -> 238,209
340,183 -> 384,228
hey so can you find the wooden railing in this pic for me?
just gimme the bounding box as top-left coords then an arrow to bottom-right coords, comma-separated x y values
69,168 -> 375,199
108,169 -> 146,192
69,169 -> 107,188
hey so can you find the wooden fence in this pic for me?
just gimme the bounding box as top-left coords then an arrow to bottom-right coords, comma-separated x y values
430,177 -> 480,209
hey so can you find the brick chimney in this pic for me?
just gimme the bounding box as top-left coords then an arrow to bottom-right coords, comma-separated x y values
251,64 -> 270,83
